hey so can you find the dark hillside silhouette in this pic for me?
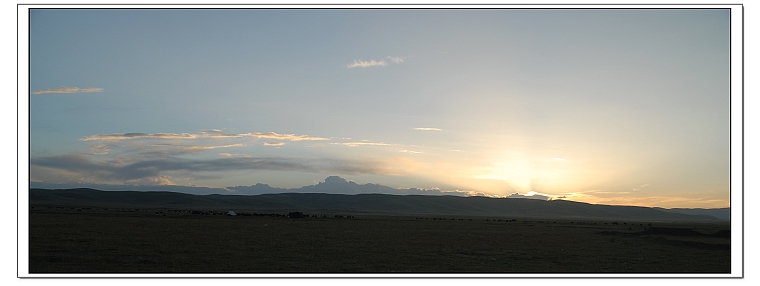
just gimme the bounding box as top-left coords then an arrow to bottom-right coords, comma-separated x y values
31,188 -> 722,221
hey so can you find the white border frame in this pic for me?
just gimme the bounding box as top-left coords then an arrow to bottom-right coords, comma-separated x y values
17,3 -> 744,279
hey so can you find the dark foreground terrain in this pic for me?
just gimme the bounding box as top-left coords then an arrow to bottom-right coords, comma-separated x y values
29,205 -> 730,273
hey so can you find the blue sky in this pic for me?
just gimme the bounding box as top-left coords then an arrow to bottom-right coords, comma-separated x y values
28,8 -> 733,208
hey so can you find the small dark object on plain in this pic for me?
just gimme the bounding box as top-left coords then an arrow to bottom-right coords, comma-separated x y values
288,211 -> 305,218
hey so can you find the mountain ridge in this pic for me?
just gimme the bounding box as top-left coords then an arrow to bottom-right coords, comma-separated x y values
30,176 -> 469,197
30,187 -> 727,221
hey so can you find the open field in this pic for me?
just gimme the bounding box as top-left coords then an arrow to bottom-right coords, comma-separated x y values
29,205 -> 730,273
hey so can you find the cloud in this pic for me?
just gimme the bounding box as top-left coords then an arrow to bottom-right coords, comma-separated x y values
82,135 -> 249,158
153,143 -> 243,150
248,132 -> 329,141
88,144 -> 110,155
632,183 -> 651,192
414,127 -> 442,131
31,154 -> 133,182
31,154 -> 395,185
139,143 -> 244,156
386,56 -> 404,64
331,142 -> 391,147
218,153 -> 251,158
264,142 -> 285,147
32,86 -> 104,94
81,131 -> 330,141
29,181 -> 233,195
80,87 -> 104,93
126,176 -> 174,186
82,132 -> 197,141
399,150 -> 422,154
346,56 -> 404,68
347,59 -> 387,68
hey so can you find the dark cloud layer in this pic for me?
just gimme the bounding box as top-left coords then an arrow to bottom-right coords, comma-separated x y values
31,154 -> 392,183
29,181 -> 232,196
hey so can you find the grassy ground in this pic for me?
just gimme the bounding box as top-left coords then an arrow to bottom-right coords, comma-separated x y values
28,206 -> 730,273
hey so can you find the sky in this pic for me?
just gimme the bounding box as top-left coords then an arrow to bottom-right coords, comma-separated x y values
27,8 -> 733,208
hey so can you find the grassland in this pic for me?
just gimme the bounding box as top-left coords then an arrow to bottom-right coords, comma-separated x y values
28,205 -> 730,273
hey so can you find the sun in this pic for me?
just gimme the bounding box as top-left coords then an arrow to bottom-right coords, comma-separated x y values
465,150 -> 584,196
472,157 -> 535,194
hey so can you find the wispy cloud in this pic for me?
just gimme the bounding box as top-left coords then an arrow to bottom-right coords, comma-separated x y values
81,131 -> 330,141
580,189 -> 632,195
347,59 -> 387,68
264,142 -> 285,147
32,86 -> 104,94
331,142 -> 391,147
414,127 -> 442,131
386,56 -> 404,64
140,143 -> 244,156
346,56 -> 404,68
249,132 -> 329,141
218,153 -> 250,157
632,183 -> 650,192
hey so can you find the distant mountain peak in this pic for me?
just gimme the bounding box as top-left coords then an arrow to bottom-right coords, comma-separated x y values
323,176 -> 348,185
506,192 -> 551,201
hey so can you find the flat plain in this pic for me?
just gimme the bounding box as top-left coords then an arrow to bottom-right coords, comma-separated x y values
28,205 -> 730,273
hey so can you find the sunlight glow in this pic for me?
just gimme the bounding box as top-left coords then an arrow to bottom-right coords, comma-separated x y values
472,160 -> 534,193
